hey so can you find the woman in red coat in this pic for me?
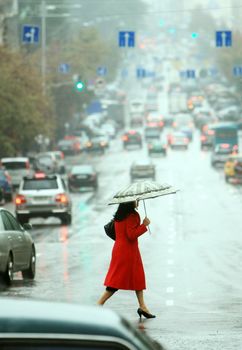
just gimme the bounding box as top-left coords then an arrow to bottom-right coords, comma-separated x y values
97,201 -> 155,319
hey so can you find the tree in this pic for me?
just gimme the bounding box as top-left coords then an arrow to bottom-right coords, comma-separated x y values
0,47 -> 55,156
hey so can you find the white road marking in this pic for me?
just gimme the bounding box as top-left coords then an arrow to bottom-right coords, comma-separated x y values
167,272 -> 174,278
167,259 -> 174,265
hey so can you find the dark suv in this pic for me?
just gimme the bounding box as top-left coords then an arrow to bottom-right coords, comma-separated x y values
122,130 -> 142,149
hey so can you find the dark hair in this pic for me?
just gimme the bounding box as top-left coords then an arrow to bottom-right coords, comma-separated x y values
114,201 -> 136,222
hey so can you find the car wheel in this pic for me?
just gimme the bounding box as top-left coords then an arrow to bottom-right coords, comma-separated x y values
61,214 -> 72,225
4,253 -> 14,285
22,246 -> 36,280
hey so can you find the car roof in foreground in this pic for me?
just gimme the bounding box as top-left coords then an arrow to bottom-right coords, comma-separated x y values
0,298 -> 158,349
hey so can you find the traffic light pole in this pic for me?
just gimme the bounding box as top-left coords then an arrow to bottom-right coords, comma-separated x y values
41,0 -> 46,95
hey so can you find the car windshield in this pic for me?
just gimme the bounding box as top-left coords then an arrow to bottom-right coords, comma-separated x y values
1,1 -> 242,349
23,179 -> 58,190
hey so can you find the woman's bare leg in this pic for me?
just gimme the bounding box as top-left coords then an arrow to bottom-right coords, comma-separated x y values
135,290 -> 150,312
97,290 -> 115,305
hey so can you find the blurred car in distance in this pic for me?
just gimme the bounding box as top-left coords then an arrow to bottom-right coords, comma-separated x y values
146,112 -> 164,129
0,298 -> 165,350
0,208 -> 35,285
15,173 -> 72,225
0,169 -> 13,201
144,126 -> 161,141
34,152 -> 64,175
57,138 -> 81,155
148,140 -> 167,156
211,143 -> 236,167
224,154 -> 242,183
86,137 -> 107,154
68,165 -> 98,191
0,157 -> 32,189
122,130 -> 142,149
130,160 -> 156,181
180,126 -> 193,141
168,132 -> 189,150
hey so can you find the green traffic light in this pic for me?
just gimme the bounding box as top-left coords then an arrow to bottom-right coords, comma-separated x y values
191,32 -> 199,39
75,81 -> 85,91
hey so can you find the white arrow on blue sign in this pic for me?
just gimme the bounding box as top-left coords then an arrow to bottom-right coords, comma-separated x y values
119,31 -> 135,47
233,66 -> 242,77
216,31 -> 232,47
97,66 -> 107,76
58,63 -> 70,74
22,25 -> 40,44
136,68 -> 146,78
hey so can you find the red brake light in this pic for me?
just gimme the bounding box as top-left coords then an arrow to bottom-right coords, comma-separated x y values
15,195 -> 26,205
184,138 -> 189,144
233,145 -> 238,151
172,122 -> 177,128
35,172 -> 46,179
129,130 -> 136,135
221,144 -> 230,149
207,130 -> 215,135
60,151 -> 65,159
55,193 -> 68,204
122,135 -> 129,141
200,135 -> 206,141
159,121 -> 164,127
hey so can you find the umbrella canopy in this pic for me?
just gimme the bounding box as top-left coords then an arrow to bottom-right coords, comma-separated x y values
108,180 -> 178,205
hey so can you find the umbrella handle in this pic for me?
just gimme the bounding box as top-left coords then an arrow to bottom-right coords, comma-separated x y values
143,200 -> 151,235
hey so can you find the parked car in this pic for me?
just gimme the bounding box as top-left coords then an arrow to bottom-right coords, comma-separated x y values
130,160 -> 156,181
148,141 -> 167,156
0,208 -> 35,284
211,143 -> 236,167
224,154 -> 242,183
122,130 -> 142,149
68,165 -> 98,191
168,132 -> 189,150
0,157 -> 32,189
0,169 -> 13,201
0,298 -> 165,350
15,173 -> 72,225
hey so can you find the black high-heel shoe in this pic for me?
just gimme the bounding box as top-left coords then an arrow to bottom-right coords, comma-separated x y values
137,308 -> 156,319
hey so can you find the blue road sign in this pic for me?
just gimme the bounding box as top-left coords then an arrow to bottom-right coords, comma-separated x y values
97,66 -> 107,76
22,25 -> 40,44
216,31 -> 232,47
209,68 -> 218,76
58,63 -> 70,74
119,31 -> 135,47
136,68 -> 146,78
186,70 -> 195,78
233,66 -> 242,77
121,68 -> 128,78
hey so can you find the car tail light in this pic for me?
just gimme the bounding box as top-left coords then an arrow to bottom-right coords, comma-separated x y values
122,135 -> 129,141
159,121 -> 164,127
184,138 -> 189,144
200,135 -> 207,141
172,122 -> 177,128
60,151 -> 65,159
221,144 -> 230,149
233,145 -> 238,151
34,172 -> 46,179
100,141 -> 106,147
86,141 -> 92,147
55,193 -> 69,204
208,130 -> 215,135
129,130 -> 136,135
15,195 -> 27,205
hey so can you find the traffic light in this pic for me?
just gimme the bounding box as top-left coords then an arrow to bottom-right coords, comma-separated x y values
191,32 -> 199,39
75,80 -> 85,92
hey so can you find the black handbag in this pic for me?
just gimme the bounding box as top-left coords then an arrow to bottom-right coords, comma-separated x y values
104,219 -> 116,240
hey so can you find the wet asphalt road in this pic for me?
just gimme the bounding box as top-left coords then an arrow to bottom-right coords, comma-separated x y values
2,130 -> 242,349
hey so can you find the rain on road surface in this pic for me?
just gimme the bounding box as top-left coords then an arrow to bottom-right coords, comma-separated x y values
2,131 -> 242,350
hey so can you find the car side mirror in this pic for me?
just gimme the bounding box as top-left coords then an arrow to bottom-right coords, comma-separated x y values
22,223 -> 32,230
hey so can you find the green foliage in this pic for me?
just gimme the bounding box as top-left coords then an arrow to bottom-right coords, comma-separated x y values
0,47 -> 55,156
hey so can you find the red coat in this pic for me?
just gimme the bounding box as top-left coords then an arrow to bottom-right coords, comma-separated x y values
104,211 -> 147,290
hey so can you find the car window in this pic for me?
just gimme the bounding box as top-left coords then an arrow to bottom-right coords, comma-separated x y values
2,162 -> 27,170
23,179 -> 58,190
1,211 -> 15,230
4,212 -> 22,231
